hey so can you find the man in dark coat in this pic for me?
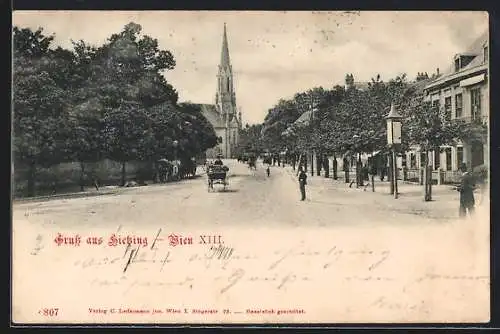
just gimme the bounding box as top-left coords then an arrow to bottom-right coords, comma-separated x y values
214,154 -> 224,166
298,167 -> 308,201
457,163 -> 476,218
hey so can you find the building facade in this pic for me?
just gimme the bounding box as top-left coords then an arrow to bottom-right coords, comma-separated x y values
410,31 -> 489,178
195,24 -> 242,159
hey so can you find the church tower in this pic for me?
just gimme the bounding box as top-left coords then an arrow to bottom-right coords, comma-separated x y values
215,23 -> 238,158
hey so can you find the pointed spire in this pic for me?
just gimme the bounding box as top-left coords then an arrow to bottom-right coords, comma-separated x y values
220,23 -> 231,67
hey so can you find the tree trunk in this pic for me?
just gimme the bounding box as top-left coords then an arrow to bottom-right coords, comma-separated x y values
333,153 -> 338,180
316,153 -> 321,176
27,161 -> 36,197
310,151 -> 314,177
121,161 -> 126,187
343,157 -> 350,183
359,154 -> 364,187
304,155 -> 308,173
424,151 -> 432,201
324,156 -> 329,178
79,161 -> 85,192
51,166 -> 58,195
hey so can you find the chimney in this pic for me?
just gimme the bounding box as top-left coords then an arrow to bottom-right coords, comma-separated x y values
436,68 -> 440,76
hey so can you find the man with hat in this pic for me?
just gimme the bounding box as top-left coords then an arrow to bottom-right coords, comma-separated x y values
214,154 -> 224,166
457,162 -> 476,218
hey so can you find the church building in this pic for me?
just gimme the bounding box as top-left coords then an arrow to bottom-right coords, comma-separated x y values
196,23 -> 242,158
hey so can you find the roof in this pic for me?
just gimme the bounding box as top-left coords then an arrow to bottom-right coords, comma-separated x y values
194,103 -> 240,129
293,110 -> 313,127
425,30 -> 488,91
408,78 -> 434,95
196,104 -> 225,128
353,82 -> 370,91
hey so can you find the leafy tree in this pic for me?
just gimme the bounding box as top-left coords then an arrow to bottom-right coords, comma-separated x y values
13,27 -> 72,196
176,103 -> 218,158
102,101 -> 153,185
402,96 -> 464,201
236,124 -> 264,155
261,98 -> 301,153
92,22 -> 180,184
13,26 -> 54,58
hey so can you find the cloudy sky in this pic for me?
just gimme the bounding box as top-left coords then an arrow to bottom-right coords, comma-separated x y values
13,11 -> 488,124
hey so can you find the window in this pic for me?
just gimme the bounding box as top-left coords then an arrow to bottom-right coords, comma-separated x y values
432,100 -> 440,114
484,45 -> 488,63
410,153 -> 416,169
456,147 -> 464,169
434,150 -> 440,170
227,79 -> 230,92
471,88 -> 481,120
444,96 -> 452,120
420,153 -> 426,167
445,148 -> 452,171
455,93 -> 463,118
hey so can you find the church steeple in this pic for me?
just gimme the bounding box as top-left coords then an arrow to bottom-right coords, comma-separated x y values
214,22 -> 238,159
216,23 -> 235,106
220,22 -> 231,67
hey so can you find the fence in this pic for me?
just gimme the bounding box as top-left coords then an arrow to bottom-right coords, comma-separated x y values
406,168 -> 462,185
13,159 -> 149,197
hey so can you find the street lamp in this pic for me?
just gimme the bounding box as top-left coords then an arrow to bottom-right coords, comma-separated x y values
385,103 -> 403,199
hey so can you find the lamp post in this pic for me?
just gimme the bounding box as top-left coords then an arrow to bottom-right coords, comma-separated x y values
385,103 -> 403,199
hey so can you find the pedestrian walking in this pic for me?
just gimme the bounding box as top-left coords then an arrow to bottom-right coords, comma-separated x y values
457,163 -> 476,218
298,167 -> 307,201
266,166 -> 270,177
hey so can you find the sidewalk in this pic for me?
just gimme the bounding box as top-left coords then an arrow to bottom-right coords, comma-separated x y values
279,165 -> 481,222
12,186 -> 125,203
13,166 -> 211,204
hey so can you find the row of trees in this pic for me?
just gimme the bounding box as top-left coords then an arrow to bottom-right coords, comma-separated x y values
13,23 -> 218,196
240,73 -> 486,199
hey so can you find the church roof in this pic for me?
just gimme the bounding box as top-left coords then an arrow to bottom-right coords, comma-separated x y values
195,104 -> 225,128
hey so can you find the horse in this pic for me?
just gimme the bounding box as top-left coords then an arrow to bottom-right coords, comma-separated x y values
180,158 -> 197,179
156,161 -> 172,183
248,158 -> 257,170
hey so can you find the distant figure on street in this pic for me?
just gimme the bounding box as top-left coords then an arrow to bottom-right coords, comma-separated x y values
457,163 -> 476,218
266,166 -> 270,177
298,167 -> 308,201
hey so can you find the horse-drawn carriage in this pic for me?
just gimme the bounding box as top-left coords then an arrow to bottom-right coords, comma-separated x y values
207,164 -> 229,192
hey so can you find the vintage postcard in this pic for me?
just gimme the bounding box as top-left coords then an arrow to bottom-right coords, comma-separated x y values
11,11 -> 490,324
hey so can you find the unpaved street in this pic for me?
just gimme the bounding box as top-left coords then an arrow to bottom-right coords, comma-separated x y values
12,160 -> 489,324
